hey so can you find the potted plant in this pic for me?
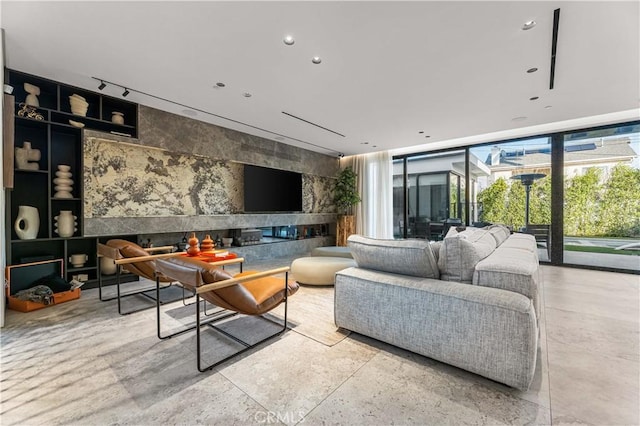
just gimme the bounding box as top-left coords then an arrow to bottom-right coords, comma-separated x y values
334,166 -> 361,246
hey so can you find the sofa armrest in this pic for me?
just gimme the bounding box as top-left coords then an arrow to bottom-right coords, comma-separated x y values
472,248 -> 540,316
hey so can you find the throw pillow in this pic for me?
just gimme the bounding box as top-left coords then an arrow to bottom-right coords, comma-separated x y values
348,235 -> 439,279
438,230 -> 497,283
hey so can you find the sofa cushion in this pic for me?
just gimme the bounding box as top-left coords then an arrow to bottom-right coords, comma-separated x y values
347,235 -> 439,279
486,224 -> 511,246
473,246 -> 540,316
438,230 -> 496,283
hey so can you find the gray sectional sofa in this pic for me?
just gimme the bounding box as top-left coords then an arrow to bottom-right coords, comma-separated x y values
334,226 -> 541,390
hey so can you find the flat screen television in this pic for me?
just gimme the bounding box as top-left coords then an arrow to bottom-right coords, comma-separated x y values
244,165 -> 303,212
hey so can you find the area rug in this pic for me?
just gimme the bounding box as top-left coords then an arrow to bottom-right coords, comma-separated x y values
269,285 -> 350,347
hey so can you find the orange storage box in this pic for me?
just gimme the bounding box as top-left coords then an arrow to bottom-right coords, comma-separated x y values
5,259 -> 81,312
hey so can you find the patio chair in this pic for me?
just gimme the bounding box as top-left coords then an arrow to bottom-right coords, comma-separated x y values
155,256 -> 299,372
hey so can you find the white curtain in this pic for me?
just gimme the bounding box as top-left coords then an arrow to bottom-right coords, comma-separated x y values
347,151 -> 393,239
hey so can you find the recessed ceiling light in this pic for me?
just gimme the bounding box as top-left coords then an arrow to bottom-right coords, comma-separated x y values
530,96 -> 539,101
361,142 -> 369,145
182,109 -> 197,116
283,35 -> 295,45
418,131 -> 424,134
425,135 -> 431,138
522,20 -> 536,30
243,92 -> 252,98
527,68 -> 538,73
512,116 -> 528,122
545,105 -> 553,109
215,82 -> 226,88
372,145 -> 378,148
312,56 -> 322,64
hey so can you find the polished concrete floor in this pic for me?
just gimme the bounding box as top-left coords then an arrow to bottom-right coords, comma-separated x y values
1,260 -> 638,425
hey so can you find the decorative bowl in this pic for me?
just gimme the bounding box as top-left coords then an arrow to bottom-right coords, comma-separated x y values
69,120 -> 85,128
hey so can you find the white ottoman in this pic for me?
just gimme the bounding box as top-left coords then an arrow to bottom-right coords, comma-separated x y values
311,246 -> 353,258
291,256 -> 357,286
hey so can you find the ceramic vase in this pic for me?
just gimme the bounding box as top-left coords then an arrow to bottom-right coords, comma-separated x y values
69,94 -> 88,116
54,210 -> 77,237
14,205 -> 40,240
201,234 -> 214,251
24,82 -> 40,107
15,141 -> 41,170
187,232 -> 200,256
100,256 -> 118,275
111,111 -> 124,125
53,165 -> 74,198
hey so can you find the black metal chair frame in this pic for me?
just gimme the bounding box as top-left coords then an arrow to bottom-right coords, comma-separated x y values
98,243 -> 242,316
155,261 -> 290,372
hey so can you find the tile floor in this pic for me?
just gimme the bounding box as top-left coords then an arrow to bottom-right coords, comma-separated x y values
1,258 -> 638,425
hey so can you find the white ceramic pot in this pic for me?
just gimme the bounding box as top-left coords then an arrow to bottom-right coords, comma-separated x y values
24,82 -> 40,107
100,256 -> 118,275
222,237 -> 233,247
14,205 -> 40,240
54,210 -> 77,237
69,254 -> 88,268
54,165 -> 74,198
111,111 -> 124,125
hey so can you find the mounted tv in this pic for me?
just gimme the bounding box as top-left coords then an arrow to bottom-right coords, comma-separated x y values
244,164 -> 303,212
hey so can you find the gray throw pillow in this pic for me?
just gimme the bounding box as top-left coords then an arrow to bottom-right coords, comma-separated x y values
347,235 -> 439,279
438,230 -> 497,283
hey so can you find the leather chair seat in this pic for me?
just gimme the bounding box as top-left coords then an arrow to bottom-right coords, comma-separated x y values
158,256 -> 299,315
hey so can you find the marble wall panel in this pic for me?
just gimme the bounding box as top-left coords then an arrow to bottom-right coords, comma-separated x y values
138,105 -> 339,178
84,136 -> 242,218
303,174 -> 336,213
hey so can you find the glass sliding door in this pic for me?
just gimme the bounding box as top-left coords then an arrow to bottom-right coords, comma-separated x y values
562,125 -> 640,272
470,137 -> 552,261
393,151 -> 466,239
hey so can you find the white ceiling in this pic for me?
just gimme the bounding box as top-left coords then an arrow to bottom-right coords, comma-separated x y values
2,1 -> 639,157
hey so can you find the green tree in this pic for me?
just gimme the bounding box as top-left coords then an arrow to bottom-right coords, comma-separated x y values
529,176 -> 552,225
505,180 -> 526,230
477,177 -> 508,224
599,164 -> 640,237
564,167 -> 602,236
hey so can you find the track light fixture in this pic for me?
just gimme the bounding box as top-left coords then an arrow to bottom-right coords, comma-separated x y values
91,76 -> 343,157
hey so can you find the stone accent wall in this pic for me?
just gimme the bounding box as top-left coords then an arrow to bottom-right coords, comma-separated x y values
138,105 -> 338,178
83,106 -> 339,235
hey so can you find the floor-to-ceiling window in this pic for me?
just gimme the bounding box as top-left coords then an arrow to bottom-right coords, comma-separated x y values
469,137 -> 552,261
393,120 -> 639,273
562,125 -> 640,272
393,151 -> 466,239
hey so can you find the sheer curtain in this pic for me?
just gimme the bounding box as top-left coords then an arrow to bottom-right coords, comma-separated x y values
346,151 -> 393,239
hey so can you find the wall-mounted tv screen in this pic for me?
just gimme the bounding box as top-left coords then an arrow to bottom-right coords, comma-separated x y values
244,165 -> 303,212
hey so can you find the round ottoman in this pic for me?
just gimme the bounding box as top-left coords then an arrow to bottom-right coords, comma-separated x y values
311,246 -> 353,258
291,256 -> 357,286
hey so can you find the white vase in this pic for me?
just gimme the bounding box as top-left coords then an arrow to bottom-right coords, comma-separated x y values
111,111 -> 124,125
53,165 -> 74,198
14,205 -> 40,240
24,83 -> 40,107
100,256 -> 118,275
54,210 -> 77,237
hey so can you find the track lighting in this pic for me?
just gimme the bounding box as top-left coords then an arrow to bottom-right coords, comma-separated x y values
98,81 -> 106,90
338,153 -> 345,159
122,88 -> 130,97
